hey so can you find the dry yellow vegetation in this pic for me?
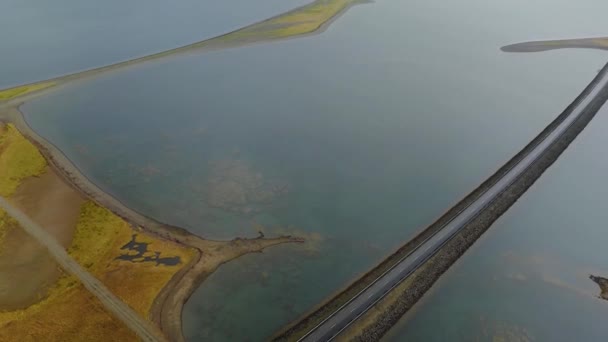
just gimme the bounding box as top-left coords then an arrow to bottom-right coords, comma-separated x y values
71,201 -> 196,316
0,123 -> 46,251
220,0 -> 355,42
0,123 -> 46,196
0,82 -> 55,101
0,0 -> 357,105
0,201 -> 195,341
0,0 -> 343,335
0,273 -> 134,341
0,210 -> 17,253
271,0 -> 353,37
0,124 -> 195,340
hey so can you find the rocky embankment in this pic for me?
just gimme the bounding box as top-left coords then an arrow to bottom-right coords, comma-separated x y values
275,61 -> 608,341
590,275 -> 608,300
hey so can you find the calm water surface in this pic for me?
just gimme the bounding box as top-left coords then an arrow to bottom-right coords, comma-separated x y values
16,0 -> 608,340
384,105 -> 608,342
0,0 -> 307,88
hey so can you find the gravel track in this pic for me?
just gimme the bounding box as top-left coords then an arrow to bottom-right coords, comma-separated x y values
0,196 -> 167,342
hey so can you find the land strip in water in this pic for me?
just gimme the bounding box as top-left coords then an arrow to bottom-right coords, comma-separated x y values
0,1 -> 365,338
502,37 -> 608,53
342,63 -> 608,341
0,121 -> 176,341
274,61 -> 608,341
0,0 -> 364,107
0,196 -> 168,342
0,110 -> 303,341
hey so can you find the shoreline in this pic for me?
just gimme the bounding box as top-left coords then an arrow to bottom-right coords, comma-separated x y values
273,59 -> 608,341
0,0 -> 366,108
0,1 -> 362,336
344,63 -> 608,340
5,106 -> 216,242
0,107 -> 304,341
501,36 -> 608,53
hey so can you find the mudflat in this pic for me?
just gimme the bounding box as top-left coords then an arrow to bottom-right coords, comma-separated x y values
0,169 -> 84,310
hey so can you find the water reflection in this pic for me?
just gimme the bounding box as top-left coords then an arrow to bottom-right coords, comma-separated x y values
385,104 -> 608,342
116,234 -> 181,266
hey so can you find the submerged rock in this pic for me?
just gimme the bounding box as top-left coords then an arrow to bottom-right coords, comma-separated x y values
476,319 -> 533,342
589,275 -> 608,301
204,158 -> 289,215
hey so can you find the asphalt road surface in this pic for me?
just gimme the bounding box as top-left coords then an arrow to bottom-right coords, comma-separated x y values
0,196 -> 166,342
299,67 -> 608,342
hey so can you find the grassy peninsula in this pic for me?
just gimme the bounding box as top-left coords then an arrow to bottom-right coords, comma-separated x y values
0,123 -> 46,252
0,200 -> 196,341
0,124 -> 46,195
0,82 -> 56,102
0,0 -> 362,106
0,123 -> 196,340
0,118 -> 303,341
502,37 -> 608,53
0,0 -> 355,338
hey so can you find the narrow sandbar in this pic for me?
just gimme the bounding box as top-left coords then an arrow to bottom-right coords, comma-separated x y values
502,37 -> 608,53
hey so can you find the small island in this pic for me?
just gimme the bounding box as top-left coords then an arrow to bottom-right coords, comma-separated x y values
502,37 -> 608,53
0,0 -> 367,339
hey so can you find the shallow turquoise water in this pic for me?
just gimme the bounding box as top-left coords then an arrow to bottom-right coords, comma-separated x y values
16,0 -> 608,340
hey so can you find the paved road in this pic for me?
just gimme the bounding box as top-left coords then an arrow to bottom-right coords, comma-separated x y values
0,196 -> 166,342
299,67 -> 608,342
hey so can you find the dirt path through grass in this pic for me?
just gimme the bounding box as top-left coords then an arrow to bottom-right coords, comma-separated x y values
0,196 -> 167,342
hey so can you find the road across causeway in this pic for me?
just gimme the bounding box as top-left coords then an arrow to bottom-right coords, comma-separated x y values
299,63 -> 608,342
0,196 -> 166,342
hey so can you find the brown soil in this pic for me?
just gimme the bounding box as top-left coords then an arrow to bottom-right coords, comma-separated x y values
11,168 -> 84,246
0,169 -> 84,310
1,107 -> 305,341
0,277 -> 140,342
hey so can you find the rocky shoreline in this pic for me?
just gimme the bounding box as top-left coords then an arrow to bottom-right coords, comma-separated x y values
0,107 -> 303,341
0,0 -> 365,109
590,275 -> 608,301
274,63 -> 608,341
346,62 -> 608,341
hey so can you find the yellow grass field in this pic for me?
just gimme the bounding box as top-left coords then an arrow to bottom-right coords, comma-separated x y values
0,201 -> 196,341
220,0 -> 354,42
0,123 -> 46,197
0,123 -> 46,250
0,124 -> 196,341
0,82 -> 55,101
